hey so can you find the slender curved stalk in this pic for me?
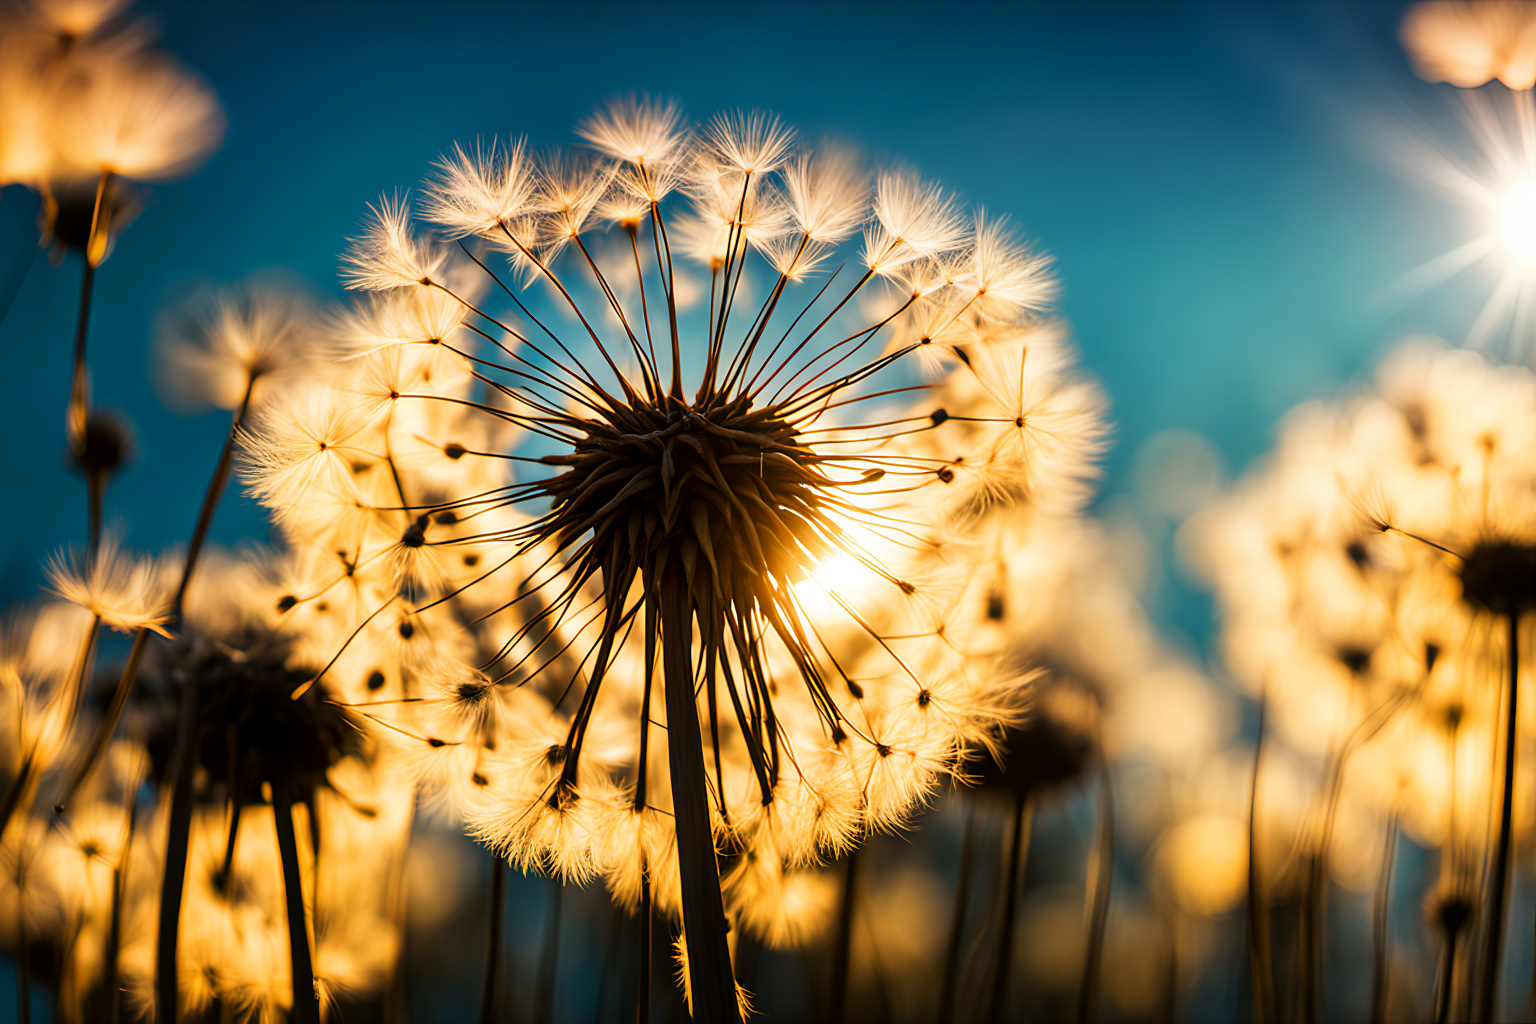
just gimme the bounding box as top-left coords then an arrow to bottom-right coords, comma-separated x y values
1247,687 -> 1274,1024
1478,611 -> 1520,1024
1077,744 -> 1114,1024
106,799 -> 136,1024
154,685 -> 200,1024
1437,922 -> 1464,1024
938,801 -> 979,1024
171,383 -> 255,622
58,387 -> 254,817
1370,812 -> 1399,1024
66,169 -> 110,456
55,627 -> 149,815
987,791 -> 1033,1024
15,896 -> 30,1024
479,854 -> 506,1024
274,794 -> 320,1024
533,871 -> 563,1024
829,846 -> 861,1024
658,571 -> 740,1023
637,860 -> 652,1024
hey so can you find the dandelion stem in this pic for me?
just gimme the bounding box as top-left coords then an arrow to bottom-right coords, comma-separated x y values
637,858 -> 652,1024
15,895 -> 30,1024
829,845 -> 860,1024
106,796 -> 136,1024
87,470 -> 103,558
171,383 -> 255,622
658,568 -> 740,1023
67,169 -> 110,456
938,800 -> 978,1024
533,871 -> 562,1024
55,625 -> 151,816
155,683 -> 201,1024
1247,687 -> 1274,1024
1370,812 -> 1399,1024
274,792 -> 320,1024
1477,611 -> 1520,1024
479,853 -> 506,1024
1437,919 -> 1464,1024
1077,742 -> 1114,1024
987,790 -> 1033,1024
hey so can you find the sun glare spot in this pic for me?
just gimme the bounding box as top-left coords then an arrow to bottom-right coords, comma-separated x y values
1499,179 -> 1536,261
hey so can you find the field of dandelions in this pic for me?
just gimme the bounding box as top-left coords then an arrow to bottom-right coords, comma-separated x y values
11,1 -> 1536,1022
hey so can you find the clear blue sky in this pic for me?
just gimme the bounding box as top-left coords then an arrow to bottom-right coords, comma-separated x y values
0,0 -> 1494,658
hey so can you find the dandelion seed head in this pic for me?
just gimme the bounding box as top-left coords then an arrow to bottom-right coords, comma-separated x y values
53,52 -> 223,180
45,532 -> 169,634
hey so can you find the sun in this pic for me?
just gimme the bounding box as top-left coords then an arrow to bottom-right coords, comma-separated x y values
1499,178 -> 1536,261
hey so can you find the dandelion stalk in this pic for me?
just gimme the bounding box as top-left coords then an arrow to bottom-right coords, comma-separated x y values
533,870 -> 563,1024
659,568 -> 740,1024
829,846 -> 861,1024
938,801 -> 979,1024
154,684 -> 200,1024
1477,611 -> 1520,1024
1370,811 -> 1400,1024
56,384 -> 255,817
67,169 -> 110,459
15,888 -> 30,1024
479,853 -> 506,1024
274,792 -> 320,1024
1077,741 -> 1113,1024
1247,687 -> 1274,1024
987,790 -> 1033,1024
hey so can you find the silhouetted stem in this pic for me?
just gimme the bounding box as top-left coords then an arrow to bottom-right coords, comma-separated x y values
106,800 -> 135,1024
533,872 -> 563,1024
1247,688 -> 1274,1024
938,801 -> 979,1024
1478,612 -> 1520,1024
66,170 -> 108,456
274,794 -> 320,1024
987,791 -> 1033,1024
155,685 -> 200,1024
1077,745 -> 1114,1024
16,900 -> 30,1024
172,387 -> 253,622
1305,734 -> 1351,1024
56,626 -> 149,815
658,572 -> 740,1023
86,471 -> 103,558
1437,922 -> 1463,1024
638,862 -> 652,1024
1370,813 -> 1399,1024
829,846 -> 861,1024
480,854 -> 506,1024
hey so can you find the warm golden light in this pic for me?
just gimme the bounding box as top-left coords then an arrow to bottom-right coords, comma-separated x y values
1500,178 -> 1536,260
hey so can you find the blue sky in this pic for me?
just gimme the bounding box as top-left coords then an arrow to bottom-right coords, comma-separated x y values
0,0 -> 1498,659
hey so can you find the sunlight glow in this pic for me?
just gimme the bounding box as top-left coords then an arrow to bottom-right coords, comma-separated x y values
1499,179 -> 1536,260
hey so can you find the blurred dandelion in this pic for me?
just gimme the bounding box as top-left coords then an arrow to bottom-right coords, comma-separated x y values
1188,341 -> 1536,1022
